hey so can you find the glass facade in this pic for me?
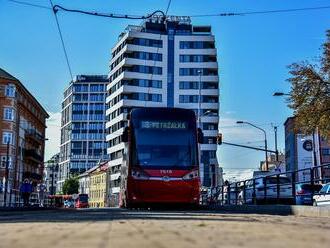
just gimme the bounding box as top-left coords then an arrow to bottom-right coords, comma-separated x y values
59,75 -> 108,187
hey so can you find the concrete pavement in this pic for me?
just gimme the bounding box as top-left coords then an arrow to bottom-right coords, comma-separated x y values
0,208 -> 329,248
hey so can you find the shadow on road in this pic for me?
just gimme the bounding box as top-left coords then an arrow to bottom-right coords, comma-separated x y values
0,207 -> 292,224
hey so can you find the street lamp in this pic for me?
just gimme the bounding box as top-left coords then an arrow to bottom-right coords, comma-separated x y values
197,69 -> 202,128
273,91 -> 319,170
273,92 -> 290,97
236,121 -> 269,171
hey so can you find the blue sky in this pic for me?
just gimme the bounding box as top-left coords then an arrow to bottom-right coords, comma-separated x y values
1,0 -> 329,179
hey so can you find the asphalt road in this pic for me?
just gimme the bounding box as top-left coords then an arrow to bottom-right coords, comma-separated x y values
0,208 -> 329,248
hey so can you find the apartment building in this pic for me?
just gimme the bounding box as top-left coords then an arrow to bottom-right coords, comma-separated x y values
106,16 -> 220,199
58,75 -> 108,192
0,68 -> 48,206
43,153 -> 59,194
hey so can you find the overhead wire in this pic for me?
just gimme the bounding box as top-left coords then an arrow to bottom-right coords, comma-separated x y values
7,1 -> 330,19
190,5 -> 330,17
52,5 -> 165,20
49,0 -> 73,82
165,0 -> 172,15
7,0 -> 51,10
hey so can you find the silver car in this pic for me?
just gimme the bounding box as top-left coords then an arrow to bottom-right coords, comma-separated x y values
313,183 -> 330,206
238,176 -> 293,204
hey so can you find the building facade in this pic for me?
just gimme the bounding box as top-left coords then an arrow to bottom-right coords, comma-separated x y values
260,153 -> 286,173
89,162 -> 108,208
106,16 -> 220,198
78,164 -> 100,196
284,116 -> 330,180
43,153 -> 59,194
58,75 -> 108,192
0,68 -> 48,206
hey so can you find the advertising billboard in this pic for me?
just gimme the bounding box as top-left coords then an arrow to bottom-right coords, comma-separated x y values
296,134 -> 313,182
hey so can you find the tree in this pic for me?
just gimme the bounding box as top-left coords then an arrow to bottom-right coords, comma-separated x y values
62,177 -> 79,195
287,30 -> 330,138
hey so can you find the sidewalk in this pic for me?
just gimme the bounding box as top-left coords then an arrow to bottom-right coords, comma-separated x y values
207,204 -> 330,217
0,206 -> 57,212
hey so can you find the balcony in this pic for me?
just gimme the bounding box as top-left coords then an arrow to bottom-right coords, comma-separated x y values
24,149 -> 43,164
25,129 -> 44,145
23,171 -> 42,181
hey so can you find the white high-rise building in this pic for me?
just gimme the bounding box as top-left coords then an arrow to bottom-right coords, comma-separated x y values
106,16 -> 219,197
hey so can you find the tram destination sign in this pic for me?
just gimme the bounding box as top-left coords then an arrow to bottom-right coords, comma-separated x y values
141,121 -> 187,129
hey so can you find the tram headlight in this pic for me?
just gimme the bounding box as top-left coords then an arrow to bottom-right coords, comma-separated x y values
182,170 -> 199,180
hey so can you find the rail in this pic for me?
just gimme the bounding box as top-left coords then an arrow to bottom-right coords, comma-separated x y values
208,163 -> 330,206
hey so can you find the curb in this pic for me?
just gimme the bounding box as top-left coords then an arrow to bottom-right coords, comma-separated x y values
207,204 -> 330,217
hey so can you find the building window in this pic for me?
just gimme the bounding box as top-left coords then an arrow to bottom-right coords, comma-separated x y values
128,52 -> 162,61
179,95 -> 199,103
5,85 -> 16,97
202,95 -> 218,103
322,148 -> 330,156
0,156 -> 13,169
179,41 -> 215,49
3,107 -> 15,121
131,38 -> 163,48
179,81 -> 198,89
179,68 -> 218,76
127,65 -> 162,75
2,132 -> 13,145
179,55 -> 216,63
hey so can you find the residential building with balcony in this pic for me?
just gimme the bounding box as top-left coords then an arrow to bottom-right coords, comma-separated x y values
58,75 -> 108,193
106,16 -> 220,200
0,68 -> 49,206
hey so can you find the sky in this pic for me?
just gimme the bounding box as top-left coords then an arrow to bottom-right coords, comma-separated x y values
1,0 -> 329,180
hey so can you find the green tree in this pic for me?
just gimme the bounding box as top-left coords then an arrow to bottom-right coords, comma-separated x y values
287,30 -> 330,138
62,177 -> 79,195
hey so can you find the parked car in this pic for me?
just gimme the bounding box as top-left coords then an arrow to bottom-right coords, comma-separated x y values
295,183 -> 323,205
29,198 -> 39,207
238,176 -> 293,204
313,183 -> 330,206
29,193 -> 39,207
218,184 -> 241,205
64,199 -> 75,208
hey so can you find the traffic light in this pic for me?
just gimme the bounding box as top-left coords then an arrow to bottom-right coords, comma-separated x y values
216,133 -> 222,145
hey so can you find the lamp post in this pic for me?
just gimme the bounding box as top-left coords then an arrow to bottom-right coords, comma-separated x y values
3,141 -> 10,207
273,91 -> 318,169
197,69 -> 202,128
236,121 -> 269,171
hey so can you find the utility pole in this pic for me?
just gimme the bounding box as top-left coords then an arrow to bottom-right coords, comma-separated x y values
274,126 -> 279,161
51,162 -> 55,194
4,141 -> 10,207
237,121 -> 269,170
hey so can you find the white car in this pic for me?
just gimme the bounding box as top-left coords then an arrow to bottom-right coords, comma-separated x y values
313,183 -> 330,206
238,176 -> 293,204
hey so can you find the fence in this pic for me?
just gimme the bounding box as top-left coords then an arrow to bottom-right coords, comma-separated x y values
212,163 -> 330,206
1,189 -> 51,208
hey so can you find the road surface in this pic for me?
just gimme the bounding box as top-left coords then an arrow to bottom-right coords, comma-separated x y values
0,208 -> 329,248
